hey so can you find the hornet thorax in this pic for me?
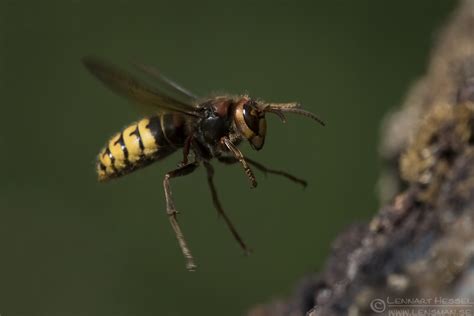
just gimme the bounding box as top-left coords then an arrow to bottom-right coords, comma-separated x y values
194,98 -> 236,159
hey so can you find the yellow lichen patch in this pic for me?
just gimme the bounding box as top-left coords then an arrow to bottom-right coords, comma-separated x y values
401,103 -> 470,182
138,118 -> 158,155
108,133 -> 127,169
123,123 -> 142,162
400,101 -> 474,202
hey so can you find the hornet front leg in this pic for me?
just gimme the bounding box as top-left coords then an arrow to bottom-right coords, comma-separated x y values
220,137 -> 257,188
218,156 -> 307,188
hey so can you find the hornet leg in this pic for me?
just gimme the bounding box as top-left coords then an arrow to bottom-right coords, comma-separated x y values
220,137 -> 257,188
203,161 -> 251,255
218,156 -> 307,187
180,134 -> 194,166
163,162 -> 199,271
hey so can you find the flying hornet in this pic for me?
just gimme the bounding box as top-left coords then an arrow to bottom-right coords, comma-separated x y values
83,57 -> 325,271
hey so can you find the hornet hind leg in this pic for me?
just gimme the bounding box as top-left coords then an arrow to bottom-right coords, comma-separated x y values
163,161 -> 199,271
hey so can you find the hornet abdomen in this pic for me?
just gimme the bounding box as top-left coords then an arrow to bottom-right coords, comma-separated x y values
97,113 -> 188,181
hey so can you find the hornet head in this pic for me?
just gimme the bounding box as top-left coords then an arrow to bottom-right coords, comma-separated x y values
233,96 -> 325,150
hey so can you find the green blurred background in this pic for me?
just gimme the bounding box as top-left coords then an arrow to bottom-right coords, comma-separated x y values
1,1 -> 455,315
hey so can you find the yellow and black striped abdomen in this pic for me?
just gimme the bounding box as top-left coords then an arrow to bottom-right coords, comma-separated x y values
97,113 -> 188,181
